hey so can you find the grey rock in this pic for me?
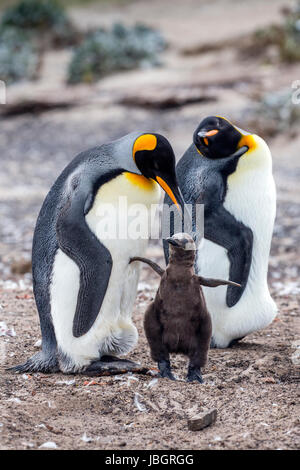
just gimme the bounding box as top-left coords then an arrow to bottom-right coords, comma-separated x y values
187,409 -> 217,431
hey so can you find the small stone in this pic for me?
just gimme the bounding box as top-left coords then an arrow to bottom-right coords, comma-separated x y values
262,377 -> 276,384
34,339 -> 42,348
81,432 -> 93,443
187,409 -> 217,431
39,441 -> 57,449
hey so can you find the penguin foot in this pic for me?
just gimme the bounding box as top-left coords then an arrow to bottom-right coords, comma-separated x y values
101,355 -> 138,365
158,359 -> 176,381
186,366 -> 203,384
83,358 -> 144,376
7,352 -> 59,374
159,370 -> 176,380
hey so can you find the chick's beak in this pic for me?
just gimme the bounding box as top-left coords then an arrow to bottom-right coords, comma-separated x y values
166,237 -> 181,247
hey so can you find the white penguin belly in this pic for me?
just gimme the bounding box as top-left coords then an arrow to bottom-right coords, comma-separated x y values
197,145 -> 277,347
50,173 -> 161,370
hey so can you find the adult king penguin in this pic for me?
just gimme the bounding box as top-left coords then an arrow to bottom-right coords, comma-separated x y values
164,116 -> 277,348
11,132 -> 185,374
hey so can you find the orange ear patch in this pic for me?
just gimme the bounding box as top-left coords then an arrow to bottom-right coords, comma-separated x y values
238,134 -> 257,152
133,134 -> 157,160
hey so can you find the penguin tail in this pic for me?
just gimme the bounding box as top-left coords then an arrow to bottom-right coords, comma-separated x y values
7,352 -> 59,374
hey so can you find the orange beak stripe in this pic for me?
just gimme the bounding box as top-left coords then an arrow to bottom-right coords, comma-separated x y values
205,129 -> 219,137
156,176 -> 180,210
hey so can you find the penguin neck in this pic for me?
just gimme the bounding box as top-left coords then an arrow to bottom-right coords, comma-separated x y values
91,172 -> 161,208
231,134 -> 272,177
124,172 -> 159,191
167,252 -> 195,280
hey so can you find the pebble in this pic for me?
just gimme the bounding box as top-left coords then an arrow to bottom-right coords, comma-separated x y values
187,409 -> 217,431
39,441 -> 57,449
81,432 -> 93,443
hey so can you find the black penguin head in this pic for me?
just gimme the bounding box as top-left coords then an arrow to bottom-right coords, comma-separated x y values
132,133 -> 185,210
166,233 -> 196,266
193,116 -> 249,160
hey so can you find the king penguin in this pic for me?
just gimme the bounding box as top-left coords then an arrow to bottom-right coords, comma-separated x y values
164,116 -> 277,348
11,131 -> 185,374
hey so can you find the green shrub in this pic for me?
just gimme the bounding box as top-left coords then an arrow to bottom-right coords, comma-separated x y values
68,23 -> 167,84
0,0 -> 78,83
280,3 -> 300,62
1,0 -> 76,46
261,89 -> 300,126
0,27 -> 38,84
250,1 -> 300,63
246,88 -> 300,137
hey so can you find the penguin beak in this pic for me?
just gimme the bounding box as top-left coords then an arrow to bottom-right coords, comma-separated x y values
166,237 -> 181,247
197,129 -> 219,138
229,145 -> 249,159
157,178 -> 193,238
156,176 -> 185,213
197,129 -> 219,146
155,176 -> 193,236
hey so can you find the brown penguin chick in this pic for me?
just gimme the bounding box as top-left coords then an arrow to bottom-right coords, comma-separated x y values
130,233 -> 241,383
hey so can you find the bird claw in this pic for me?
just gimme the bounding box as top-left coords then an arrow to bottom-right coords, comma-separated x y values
159,370 -> 176,381
158,359 -> 176,381
186,367 -> 204,383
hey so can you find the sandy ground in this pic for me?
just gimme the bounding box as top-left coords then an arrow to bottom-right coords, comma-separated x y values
0,0 -> 299,450
0,265 -> 299,450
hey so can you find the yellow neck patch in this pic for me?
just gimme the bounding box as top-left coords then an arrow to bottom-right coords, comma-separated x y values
124,172 -> 158,191
228,134 -> 269,184
133,134 -> 157,161
238,134 -> 257,153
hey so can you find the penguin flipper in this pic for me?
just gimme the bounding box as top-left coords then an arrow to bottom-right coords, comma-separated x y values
197,276 -> 241,288
130,257 -> 165,276
204,206 -> 253,307
56,192 -> 113,338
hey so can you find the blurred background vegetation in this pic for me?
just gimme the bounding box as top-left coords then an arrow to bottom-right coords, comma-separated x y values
0,0 -> 299,81
0,0 -> 299,126
0,0 -> 166,84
